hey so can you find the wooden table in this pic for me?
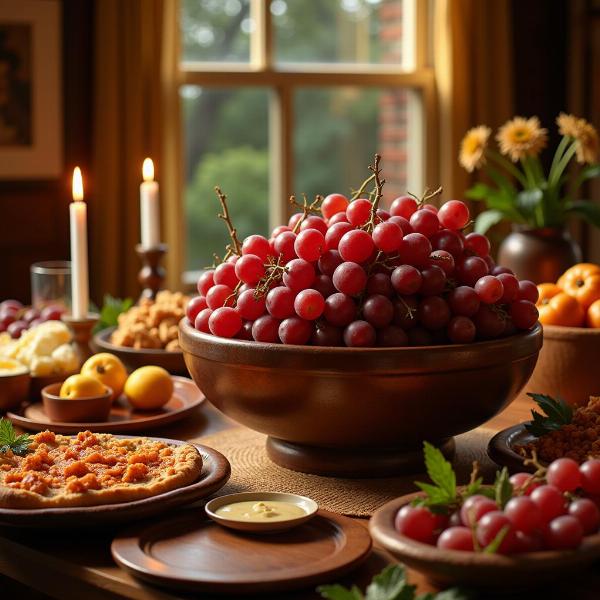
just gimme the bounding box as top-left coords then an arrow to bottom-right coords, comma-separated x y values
1,396 -> 599,600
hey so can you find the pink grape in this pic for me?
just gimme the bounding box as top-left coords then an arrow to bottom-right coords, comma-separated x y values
274,231 -> 297,262
266,286 -> 296,319
437,527 -> 474,551
410,208 -> 440,238
346,198 -> 373,226
394,505 -> 437,544
236,289 -> 266,320
186,296 -> 207,322
389,215 -> 412,234
580,460 -> 600,495
391,265 -> 422,295
206,284 -> 234,309
242,235 -> 271,261
332,262 -> 367,296
283,259 -> 315,292
531,485 -> 566,523
438,200 -> 470,230
325,222 -> 353,251
252,315 -> 281,343
194,308 -> 213,333
476,511 -> 516,553
343,320 -> 376,347
214,262 -> 239,288
235,254 -> 265,285
321,193 -> 349,219
294,228 -> 325,262
546,458 -> 582,492
271,225 -> 291,238
208,307 -> 242,338
300,215 -> 328,235
294,289 -> 325,320
504,496 -> 542,534
509,472 -> 540,496
543,515 -> 583,550
390,195 -> 418,219
197,270 -> 215,296
328,212 -> 349,225
568,498 -> 600,534
372,221 -> 403,253
338,229 -> 375,264
279,317 -> 313,345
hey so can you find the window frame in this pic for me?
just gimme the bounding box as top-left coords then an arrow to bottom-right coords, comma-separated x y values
173,0 -> 437,287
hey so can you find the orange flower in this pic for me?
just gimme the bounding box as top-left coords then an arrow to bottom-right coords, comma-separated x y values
497,116 -> 548,161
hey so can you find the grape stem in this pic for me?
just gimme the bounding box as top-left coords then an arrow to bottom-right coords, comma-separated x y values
253,254 -> 286,299
408,186 -> 443,207
364,154 -> 386,233
290,194 -> 323,233
215,186 -> 243,256
224,281 -> 243,308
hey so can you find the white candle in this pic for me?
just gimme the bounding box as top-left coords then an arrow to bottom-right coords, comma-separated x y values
140,158 -> 160,247
69,167 -> 89,319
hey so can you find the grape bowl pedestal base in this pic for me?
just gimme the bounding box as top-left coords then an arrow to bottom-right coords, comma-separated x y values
266,437 -> 455,478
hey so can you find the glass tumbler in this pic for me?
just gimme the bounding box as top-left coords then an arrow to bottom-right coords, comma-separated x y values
30,261 -> 72,311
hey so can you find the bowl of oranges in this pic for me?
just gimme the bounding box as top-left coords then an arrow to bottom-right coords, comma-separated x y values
527,263 -> 600,405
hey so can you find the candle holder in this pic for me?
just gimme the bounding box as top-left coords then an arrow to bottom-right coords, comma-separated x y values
61,313 -> 100,367
136,243 -> 168,300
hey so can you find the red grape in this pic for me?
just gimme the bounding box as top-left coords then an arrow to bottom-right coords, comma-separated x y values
367,273 -> 393,297
235,254 -> 265,285
398,233 -> 432,267
252,315 -> 281,343
328,212 -> 349,226
294,228 -> 326,262
464,232 -> 490,257
283,259 -> 315,292
279,316 -> 313,345
447,316 -> 476,343
288,213 -> 303,229
214,262 -> 239,288
236,289 -> 266,320
242,235 -> 271,261
300,215 -> 328,235
475,275 -> 504,304
510,300 -> 539,330
394,505 -> 437,544
363,295 -> 394,328
23,308 -> 40,323
343,320 -> 376,347
514,530 -> 543,553
447,286 -> 480,317
197,270 -> 215,296
431,229 -> 464,258
376,208 -> 391,221
313,274 -> 336,298
266,286 -> 296,319
543,515 -> 583,550
206,284 -> 234,309
324,293 -> 358,327
377,325 -> 408,347
568,498 -> 600,534
420,266 -> 446,296
208,307 -> 242,338
391,265 -> 422,295
321,193 -> 349,219
389,215 -> 412,234
346,198 -> 372,226
531,485 -> 566,523
492,266 -> 514,276
325,222 -> 353,251
312,323 -> 343,346
456,256 -> 488,286
476,511 -> 516,553
271,225 -> 291,238
437,526 -> 474,551
390,195 -> 418,219
428,250 -> 455,275
547,458 -> 582,492
509,472 -> 540,496
418,296 -> 451,330
410,208 -> 440,238
318,250 -> 343,277
438,200 -> 470,230
294,289 -> 325,320
473,305 -> 505,338
580,460 -> 600,495
194,308 -> 213,333
186,296 -> 207,323
236,321 -> 254,340
372,221 -> 403,253
497,273 -> 519,303
8,320 -> 28,339
460,495 -> 498,527
40,305 -> 64,321
332,262 -> 367,296
274,231 -> 297,263
393,296 -> 418,330
517,280 -> 539,303
338,229 -> 375,264
0,299 -> 22,312
504,496 -> 542,534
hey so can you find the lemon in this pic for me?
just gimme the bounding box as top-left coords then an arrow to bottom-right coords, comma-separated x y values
124,366 -> 173,410
81,353 -> 128,401
60,374 -> 107,399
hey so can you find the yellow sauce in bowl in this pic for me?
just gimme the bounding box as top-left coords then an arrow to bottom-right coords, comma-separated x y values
0,359 -> 29,377
215,500 -> 307,523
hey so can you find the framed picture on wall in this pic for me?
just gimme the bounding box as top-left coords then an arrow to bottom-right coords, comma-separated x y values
0,0 -> 62,179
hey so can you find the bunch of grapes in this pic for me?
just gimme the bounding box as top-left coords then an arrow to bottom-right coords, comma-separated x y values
0,300 -> 65,339
187,157 -> 539,346
396,457 -> 600,554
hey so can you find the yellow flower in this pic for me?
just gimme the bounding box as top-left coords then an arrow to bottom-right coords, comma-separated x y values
557,113 -> 598,164
496,116 -> 548,162
459,126 -> 491,172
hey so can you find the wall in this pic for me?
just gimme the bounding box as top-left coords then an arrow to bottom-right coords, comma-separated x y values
0,0 -> 94,303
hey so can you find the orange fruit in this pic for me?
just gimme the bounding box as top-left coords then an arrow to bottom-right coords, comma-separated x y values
124,366 -> 173,410
557,263 -> 600,308
81,353 -> 127,401
59,374 -> 107,399
536,283 -> 585,327
587,299 -> 600,328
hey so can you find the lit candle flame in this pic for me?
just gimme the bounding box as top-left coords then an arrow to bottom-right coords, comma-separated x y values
142,158 -> 154,182
72,167 -> 84,202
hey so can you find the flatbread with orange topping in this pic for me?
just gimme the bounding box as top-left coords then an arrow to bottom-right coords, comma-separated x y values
0,430 -> 202,509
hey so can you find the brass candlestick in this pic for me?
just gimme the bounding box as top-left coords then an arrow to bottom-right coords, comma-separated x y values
61,313 -> 100,367
136,243 -> 168,300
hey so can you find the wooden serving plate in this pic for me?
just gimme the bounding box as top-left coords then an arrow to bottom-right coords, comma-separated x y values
111,509 -> 372,594
487,423 -> 539,473
370,492 -> 600,589
7,376 -> 204,433
0,440 -> 230,528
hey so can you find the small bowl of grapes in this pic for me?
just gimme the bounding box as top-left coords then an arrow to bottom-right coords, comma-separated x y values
179,156 -> 543,477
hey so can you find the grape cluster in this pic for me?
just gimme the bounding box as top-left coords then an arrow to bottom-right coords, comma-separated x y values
396,458 -> 600,554
0,300 -> 65,339
189,192 -> 539,346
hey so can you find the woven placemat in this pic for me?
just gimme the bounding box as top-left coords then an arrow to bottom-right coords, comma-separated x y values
194,427 -> 499,517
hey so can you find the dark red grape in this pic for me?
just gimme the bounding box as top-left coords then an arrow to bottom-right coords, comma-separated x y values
447,316 -> 476,343
343,320 -> 376,347
279,316 -> 313,344
332,262 -> 367,296
420,265 -> 446,296
252,315 -> 281,343
324,293 -> 358,327
377,325 -> 408,347
363,295 -> 394,328
418,296 -> 451,330
266,286 -> 296,319
391,265 -> 422,295
311,323 -> 343,346
366,273 -> 393,297
393,296 -> 418,330
447,286 -> 480,317
318,249 -> 343,277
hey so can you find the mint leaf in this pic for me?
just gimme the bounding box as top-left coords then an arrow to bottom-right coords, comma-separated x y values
365,565 -> 414,600
0,418 -> 32,456
524,393 -> 572,437
317,584 -> 363,600
494,467 -> 513,508
464,477 -> 483,498
95,294 -> 134,333
423,441 -> 456,498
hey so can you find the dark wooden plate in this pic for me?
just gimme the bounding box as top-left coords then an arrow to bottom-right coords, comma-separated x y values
111,509 -> 372,594
93,327 -> 188,375
0,439 -> 230,528
487,423 -> 539,473
370,492 -> 600,589
6,376 -> 204,433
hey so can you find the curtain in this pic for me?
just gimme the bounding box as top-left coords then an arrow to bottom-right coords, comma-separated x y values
434,0 -> 514,198
91,0 -> 178,301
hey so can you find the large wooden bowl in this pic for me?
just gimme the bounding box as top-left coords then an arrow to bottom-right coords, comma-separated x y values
94,327 -> 188,376
179,320 -> 543,477
370,492 -> 600,589
521,324 -> 600,406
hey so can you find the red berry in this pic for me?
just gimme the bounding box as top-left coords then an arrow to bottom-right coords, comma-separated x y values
194,308 -> 213,333
581,460 -> 600,495
390,195 -> 418,219
391,265 -> 422,295
321,193 -> 349,220
324,293 -> 357,327
283,259 -> 315,292
531,485 -> 566,523
460,495 -> 497,527
346,198 -> 372,227
197,270 -> 215,296
186,296 -> 207,323
338,229 -> 375,264
517,280 -> 539,303
252,315 -> 281,343
394,505 -> 437,544
543,515 -> 583,550
235,254 -> 265,285
475,275 -> 504,304
325,222 -> 353,251
208,307 -> 242,338
294,289 -> 325,320
278,316 -> 313,345
294,229 -> 326,262
242,235 -> 271,261
438,200 -> 470,230
343,320 -> 376,347
372,221 -> 403,253
569,498 -> 600,534
273,231 -> 297,262
437,526 -> 474,551
510,300 -> 539,330
236,289 -> 266,320
477,511 -> 516,553
504,496 -> 542,534
206,284 -> 234,309
547,458 -> 582,492
410,208 -> 440,238
464,232 -> 490,257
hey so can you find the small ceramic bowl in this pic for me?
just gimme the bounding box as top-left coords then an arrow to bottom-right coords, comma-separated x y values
41,382 -> 113,423
0,361 -> 30,410
370,492 -> 600,590
205,492 -> 318,533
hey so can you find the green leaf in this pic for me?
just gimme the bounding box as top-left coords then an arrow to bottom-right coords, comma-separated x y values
414,482 -> 454,508
483,525 -> 509,554
474,210 -> 505,234
493,467 -> 513,508
516,188 -> 543,217
0,418 -> 32,456
423,441 -> 456,499
524,393 -> 573,436
573,164 -> 600,191
564,200 -> 600,227
465,183 -> 494,200
365,565 -> 415,600
317,584 -> 364,600
464,477 -> 483,498
95,295 -> 134,333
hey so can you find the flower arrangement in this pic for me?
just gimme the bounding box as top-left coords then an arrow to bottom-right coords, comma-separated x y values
460,114 -> 600,233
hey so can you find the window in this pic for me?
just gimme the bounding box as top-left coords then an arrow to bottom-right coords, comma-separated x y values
178,0 -> 434,283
